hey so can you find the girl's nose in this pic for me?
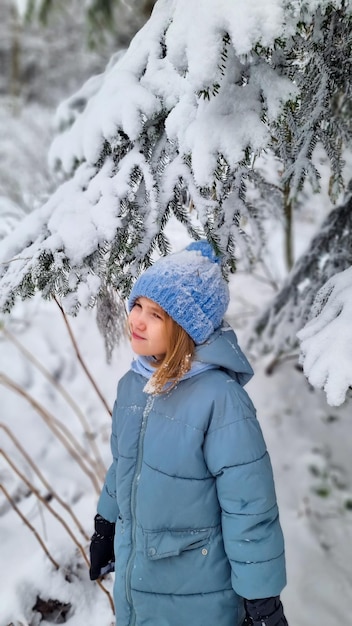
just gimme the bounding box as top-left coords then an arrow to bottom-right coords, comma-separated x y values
133,311 -> 146,330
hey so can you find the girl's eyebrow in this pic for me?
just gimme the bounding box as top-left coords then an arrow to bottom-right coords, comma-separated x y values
135,297 -> 164,316
148,303 -> 164,316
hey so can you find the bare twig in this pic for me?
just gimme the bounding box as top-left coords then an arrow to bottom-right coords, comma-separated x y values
265,352 -> 300,376
0,483 -> 60,570
1,476 -> 114,615
1,449 -> 90,567
0,423 -> 89,540
235,265 -> 280,291
96,579 -> 115,614
0,256 -> 33,265
1,327 -> 106,481
0,373 -> 101,493
54,296 -> 112,417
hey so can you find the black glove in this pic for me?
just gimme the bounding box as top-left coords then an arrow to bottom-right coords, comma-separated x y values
89,514 -> 115,580
242,596 -> 288,626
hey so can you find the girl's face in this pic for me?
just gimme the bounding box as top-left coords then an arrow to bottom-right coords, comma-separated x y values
128,296 -> 168,360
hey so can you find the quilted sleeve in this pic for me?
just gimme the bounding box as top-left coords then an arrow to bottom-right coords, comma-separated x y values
203,382 -> 286,599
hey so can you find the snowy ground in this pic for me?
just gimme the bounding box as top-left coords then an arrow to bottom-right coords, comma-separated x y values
1,2 -> 352,622
1,217 -> 352,626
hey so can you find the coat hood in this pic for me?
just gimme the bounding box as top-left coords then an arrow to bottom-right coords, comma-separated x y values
195,323 -> 253,387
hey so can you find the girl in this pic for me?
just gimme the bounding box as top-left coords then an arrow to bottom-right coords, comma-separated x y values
89,241 -> 289,626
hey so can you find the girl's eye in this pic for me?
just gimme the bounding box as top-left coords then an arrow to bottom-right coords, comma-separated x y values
153,312 -> 162,320
133,301 -> 142,309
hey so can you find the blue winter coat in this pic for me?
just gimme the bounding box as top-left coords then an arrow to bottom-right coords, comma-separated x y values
98,326 -> 286,626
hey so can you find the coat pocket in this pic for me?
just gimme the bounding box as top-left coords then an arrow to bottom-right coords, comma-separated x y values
144,528 -> 212,560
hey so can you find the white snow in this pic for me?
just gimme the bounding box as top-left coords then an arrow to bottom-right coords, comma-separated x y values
297,266 -> 352,406
0,0 -> 300,320
1,218 -> 352,626
1,1 -> 352,624
48,0 -> 296,184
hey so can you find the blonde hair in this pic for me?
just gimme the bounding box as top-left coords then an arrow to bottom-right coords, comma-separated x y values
148,314 -> 195,395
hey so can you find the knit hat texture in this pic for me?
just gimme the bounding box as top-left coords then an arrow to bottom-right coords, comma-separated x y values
128,241 -> 230,344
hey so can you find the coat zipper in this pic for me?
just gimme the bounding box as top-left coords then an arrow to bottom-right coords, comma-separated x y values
125,396 -> 154,626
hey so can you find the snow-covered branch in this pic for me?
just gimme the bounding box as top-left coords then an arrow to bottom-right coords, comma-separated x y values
0,0 -> 351,328
250,194 -> 352,357
0,0 -> 298,313
298,266 -> 352,406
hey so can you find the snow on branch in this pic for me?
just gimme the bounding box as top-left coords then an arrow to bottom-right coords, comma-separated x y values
251,194 -> 352,357
297,266 -> 352,406
1,0 -> 350,320
0,0 -> 297,314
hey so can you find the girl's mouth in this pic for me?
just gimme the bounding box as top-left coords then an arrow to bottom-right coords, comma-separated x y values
132,332 -> 146,341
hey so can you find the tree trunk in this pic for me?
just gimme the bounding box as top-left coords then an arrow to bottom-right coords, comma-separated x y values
283,181 -> 294,270
10,5 -> 21,114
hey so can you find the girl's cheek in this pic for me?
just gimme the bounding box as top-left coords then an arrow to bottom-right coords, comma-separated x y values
127,316 -> 131,329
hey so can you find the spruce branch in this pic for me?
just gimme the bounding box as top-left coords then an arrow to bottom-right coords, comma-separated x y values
251,194 -> 352,356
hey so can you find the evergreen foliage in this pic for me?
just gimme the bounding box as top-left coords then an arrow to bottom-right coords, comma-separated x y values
274,2 -> 352,201
251,192 -> 352,356
1,0 -> 352,395
252,0 -> 352,355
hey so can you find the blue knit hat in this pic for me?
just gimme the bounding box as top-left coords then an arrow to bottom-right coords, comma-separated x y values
128,241 -> 230,344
